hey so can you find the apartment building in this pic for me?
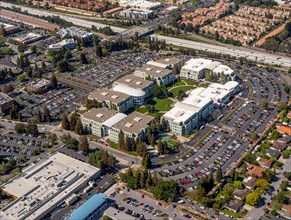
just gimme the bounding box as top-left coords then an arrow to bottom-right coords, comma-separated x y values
88,88 -> 133,113
112,75 -> 154,107
134,64 -> 174,86
109,112 -> 154,143
81,107 -> 126,137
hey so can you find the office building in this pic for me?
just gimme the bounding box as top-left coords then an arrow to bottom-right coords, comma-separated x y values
119,9 -> 154,19
81,107 -> 127,137
134,64 -> 174,86
48,39 -> 76,51
0,92 -> 13,113
180,58 -> 234,80
118,0 -> 161,10
112,75 -> 154,107
27,79 -> 50,92
163,81 -> 239,135
59,27 -> 93,42
147,57 -> 183,70
12,33 -> 43,45
68,193 -> 107,220
0,153 -> 100,220
88,88 -> 133,113
109,112 -> 154,143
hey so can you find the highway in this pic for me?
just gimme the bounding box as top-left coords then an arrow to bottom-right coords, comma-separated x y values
152,34 -> 291,68
1,1 -> 290,68
0,1 -> 127,33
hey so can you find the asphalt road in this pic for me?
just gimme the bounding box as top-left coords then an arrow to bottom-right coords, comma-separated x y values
1,2 -> 290,68
152,34 -> 291,68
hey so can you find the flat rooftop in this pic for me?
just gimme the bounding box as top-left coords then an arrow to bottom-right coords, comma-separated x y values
1,153 -> 100,220
88,88 -> 131,104
135,64 -> 172,78
112,111 -> 154,134
114,74 -> 153,90
82,107 -> 118,124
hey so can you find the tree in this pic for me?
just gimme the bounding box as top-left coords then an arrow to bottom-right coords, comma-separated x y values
26,121 -> 39,136
261,100 -> 269,109
61,114 -> 70,130
14,123 -> 27,133
43,107 -> 51,122
216,167 -> 223,183
233,181 -> 244,189
96,45 -> 103,57
80,52 -> 88,65
78,136 -> 89,155
256,179 -> 270,192
51,74 -> 58,89
142,153 -> 151,169
271,130 -> 282,140
17,44 -> 25,53
246,191 -> 261,206
75,119 -> 84,135
118,130 -> 125,150
278,102 -> 287,112
251,132 -> 259,140
153,179 -> 179,201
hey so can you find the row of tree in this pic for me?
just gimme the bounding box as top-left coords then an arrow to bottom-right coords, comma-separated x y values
61,112 -> 84,135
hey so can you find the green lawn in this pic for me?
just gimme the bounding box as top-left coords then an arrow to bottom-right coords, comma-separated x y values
221,209 -> 247,218
151,98 -> 173,111
170,85 -> 194,97
136,106 -> 147,113
183,79 -> 199,86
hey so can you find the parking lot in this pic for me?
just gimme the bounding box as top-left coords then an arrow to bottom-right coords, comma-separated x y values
70,51 -> 158,88
12,85 -> 86,124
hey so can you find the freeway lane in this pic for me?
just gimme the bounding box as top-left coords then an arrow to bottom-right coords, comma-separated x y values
152,34 -> 291,68
0,2 -> 127,33
1,2 -> 290,67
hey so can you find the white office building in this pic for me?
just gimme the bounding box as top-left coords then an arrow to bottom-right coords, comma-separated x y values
163,81 -> 239,135
119,9 -> 154,19
180,58 -> 234,80
59,27 -> 93,42
48,39 -> 76,51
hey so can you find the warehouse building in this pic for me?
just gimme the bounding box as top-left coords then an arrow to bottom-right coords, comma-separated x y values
88,88 -> 133,113
109,112 -> 154,143
134,64 -> 174,86
81,107 -> 127,137
0,153 -> 100,220
112,75 -> 154,107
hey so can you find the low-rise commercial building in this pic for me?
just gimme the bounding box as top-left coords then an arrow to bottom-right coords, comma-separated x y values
119,0 -> 161,10
180,58 -> 234,80
27,79 -> 50,92
112,75 -> 154,107
0,22 -> 20,35
134,64 -> 174,86
12,33 -> 43,45
81,107 -> 127,137
0,153 -> 100,220
48,39 -> 76,51
0,92 -> 14,113
119,9 -> 154,19
109,112 -> 154,143
163,81 -> 239,135
104,207 -> 135,220
59,27 -> 93,42
88,88 -> 133,113
68,193 -> 107,220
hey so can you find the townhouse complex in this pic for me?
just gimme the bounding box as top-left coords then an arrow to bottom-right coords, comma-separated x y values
201,6 -> 289,45
181,2 -> 232,26
180,58 -> 234,80
41,0 -> 106,12
163,81 -> 239,135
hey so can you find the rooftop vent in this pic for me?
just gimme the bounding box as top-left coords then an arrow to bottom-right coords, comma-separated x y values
146,68 -> 152,71
134,117 -> 141,122
136,81 -> 142,85
112,95 -> 119,99
125,79 -> 132,82
96,113 -> 103,118
125,123 -> 133,127
101,92 -> 108,96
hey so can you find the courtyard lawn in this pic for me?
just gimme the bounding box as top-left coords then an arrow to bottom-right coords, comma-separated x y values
136,106 -> 147,113
170,85 -> 194,97
149,98 -> 173,112
183,79 -> 199,86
